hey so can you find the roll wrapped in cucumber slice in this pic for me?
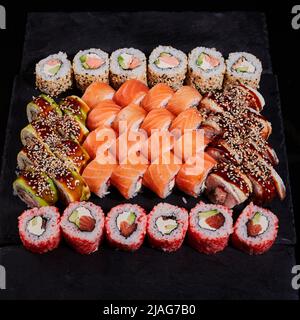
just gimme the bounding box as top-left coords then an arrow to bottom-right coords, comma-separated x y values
59,95 -> 90,125
13,170 -> 58,208
26,94 -> 62,122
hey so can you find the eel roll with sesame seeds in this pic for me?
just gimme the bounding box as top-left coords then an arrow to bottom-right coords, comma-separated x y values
59,96 -> 90,126
26,94 -> 62,123
13,170 -> 58,208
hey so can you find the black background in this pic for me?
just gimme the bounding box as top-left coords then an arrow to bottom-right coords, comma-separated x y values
0,0 -> 299,302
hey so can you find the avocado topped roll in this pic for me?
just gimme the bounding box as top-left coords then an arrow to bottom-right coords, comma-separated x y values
73,48 -> 109,91
35,52 -> 73,97
187,47 -> 226,94
224,52 -> 262,89
13,170 -> 58,208
26,94 -> 62,122
59,96 -> 90,126
110,48 -> 147,89
148,46 -> 187,90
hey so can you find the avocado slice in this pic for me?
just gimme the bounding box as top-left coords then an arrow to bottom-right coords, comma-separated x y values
48,64 -> 61,76
236,66 -> 249,73
127,212 -> 136,225
252,212 -> 262,224
118,55 -> 126,69
164,224 -> 177,234
198,209 -> 219,219
69,210 -> 79,224
80,55 -> 87,63
196,53 -> 205,67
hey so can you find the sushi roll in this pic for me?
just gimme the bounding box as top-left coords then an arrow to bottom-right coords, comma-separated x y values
82,82 -> 116,109
232,202 -> 279,255
141,83 -> 174,112
60,202 -> 105,254
82,152 -> 117,198
224,52 -> 262,89
59,96 -> 90,125
18,206 -> 61,254
114,79 -> 149,107
26,94 -> 62,122
35,52 -> 73,97
148,46 -> 187,90
105,204 -> 147,251
13,170 -> 58,208
110,48 -> 147,89
140,108 -> 175,136
147,203 -> 188,252
188,202 -> 233,254
73,48 -> 109,91
166,86 -> 202,115
86,100 -> 121,131
205,163 -> 253,208
187,47 -> 226,94
175,153 -> 217,197
169,108 -> 203,137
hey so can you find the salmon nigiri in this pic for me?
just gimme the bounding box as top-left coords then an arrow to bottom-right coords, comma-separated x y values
82,153 -> 117,198
112,103 -> 147,133
114,79 -> 149,107
141,83 -> 174,112
82,82 -> 116,109
86,100 -> 121,131
169,108 -> 203,136
166,86 -> 202,115
142,152 -> 181,198
173,129 -> 211,162
83,126 -> 116,159
176,152 -> 217,197
140,109 -> 175,136
111,160 -> 148,199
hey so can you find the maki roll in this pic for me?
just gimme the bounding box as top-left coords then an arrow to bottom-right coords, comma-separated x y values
35,52 -> 73,97
188,202 -> 233,254
148,46 -> 187,90
13,170 -> 58,208
147,203 -> 188,252
26,94 -> 62,122
110,48 -> 147,89
60,202 -> 105,254
232,202 -> 279,254
18,206 -> 61,254
224,52 -> 262,89
82,82 -> 116,109
73,48 -> 109,91
59,95 -> 90,125
166,86 -> 202,116
105,204 -> 147,251
187,47 -> 226,94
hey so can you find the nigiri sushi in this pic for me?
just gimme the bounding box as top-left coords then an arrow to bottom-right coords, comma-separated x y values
113,79 -> 149,107
169,108 -> 203,136
111,160 -> 148,199
86,100 -> 121,131
81,82 -> 115,109
140,108 -> 175,136
83,126 -> 116,159
176,153 -> 217,197
82,153 -> 117,198
141,83 -> 174,112
112,103 -> 147,133
166,86 -> 202,115
142,152 -> 181,198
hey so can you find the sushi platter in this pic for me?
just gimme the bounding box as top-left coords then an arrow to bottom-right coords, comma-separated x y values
0,11 -> 297,300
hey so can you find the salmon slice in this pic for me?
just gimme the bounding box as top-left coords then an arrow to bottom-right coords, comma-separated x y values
112,103 -> 147,133
141,131 -> 175,163
173,129 -> 211,162
82,153 -> 117,198
169,108 -> 203,136
83,126 -> 116,159
86,100 -> 121,131
111,161 -> 148,199
82,82 -> 116,109
114,79 -> 149,107
110,130 -> 148,164
176,152 -> 217,197
166,86 -> 202,115
140,109 -> 175,136
141,83 -> 174,112
142,151 -> 181,198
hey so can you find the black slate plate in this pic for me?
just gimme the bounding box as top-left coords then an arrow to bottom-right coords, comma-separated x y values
0,11 -> 297,300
